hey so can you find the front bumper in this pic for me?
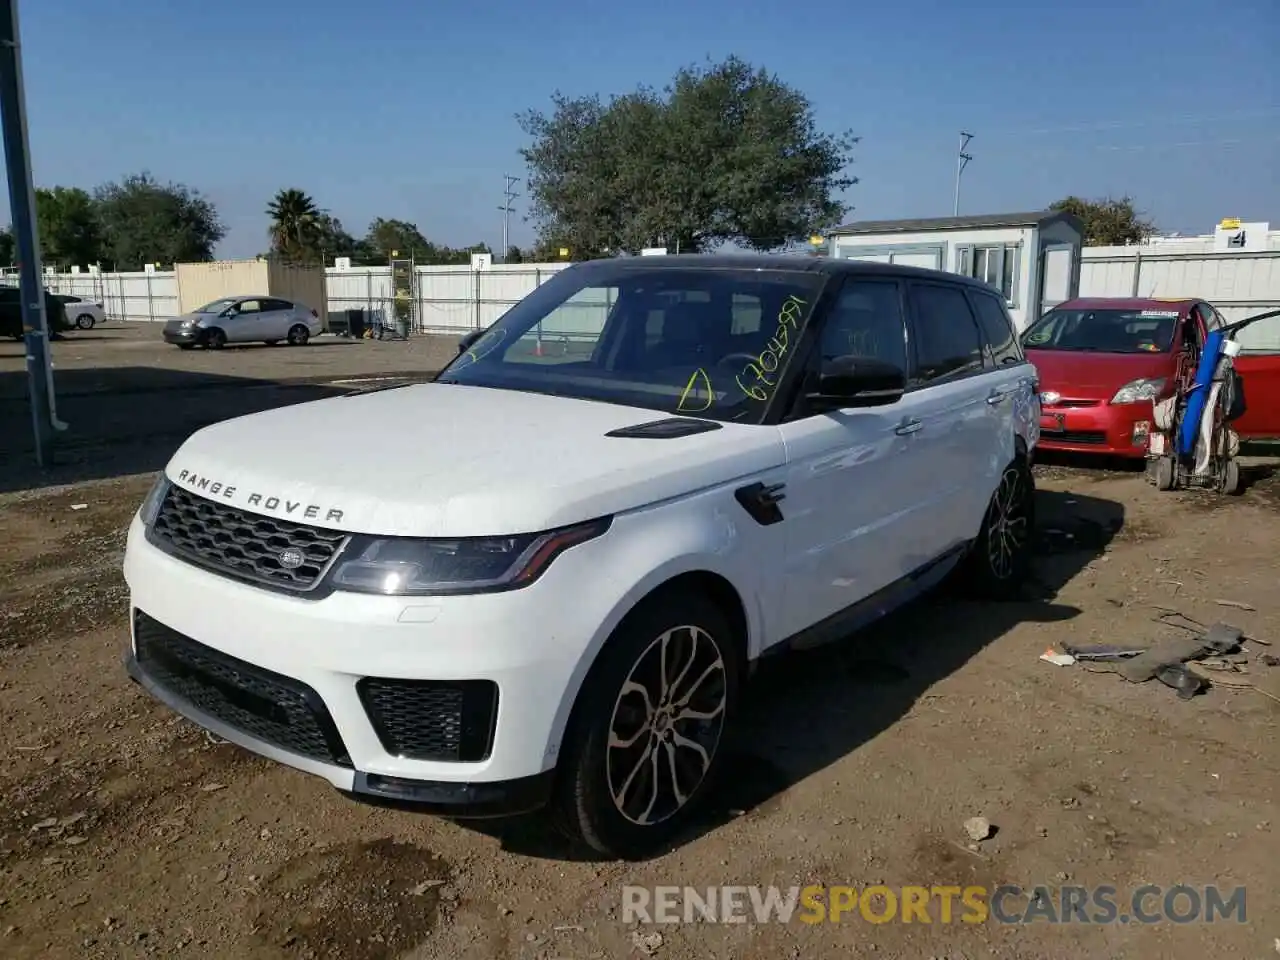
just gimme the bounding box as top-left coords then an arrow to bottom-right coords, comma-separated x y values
123,649 -> 553,816
1036,401 -> 1152,458
121,514 -> 591,814
163,327 -> 201,345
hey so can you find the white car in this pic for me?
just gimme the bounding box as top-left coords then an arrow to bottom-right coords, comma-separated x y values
55,294 -> 106,330
161,295 -> 323,349
123,255 -> 1040,858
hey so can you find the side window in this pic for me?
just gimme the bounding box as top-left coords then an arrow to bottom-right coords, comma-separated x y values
969,291 -> 1023,366
908,283 -> 985,384
817,278 -> 907,372
236,299 -> 262,315
263,298 -> 292,312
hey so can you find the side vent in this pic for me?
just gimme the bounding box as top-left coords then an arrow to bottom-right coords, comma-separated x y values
605,417 -> 723,439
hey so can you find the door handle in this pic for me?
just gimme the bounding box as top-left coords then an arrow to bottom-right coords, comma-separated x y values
986,389 -> 1012,405
894,417 -> 923,436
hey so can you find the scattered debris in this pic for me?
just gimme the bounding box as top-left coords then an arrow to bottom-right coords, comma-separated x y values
200,783 -> 226,793
69,504 -> 88,511
1062,642 -> 1148,662
963,817 -> 993,842
1039,648 -> 1076,667
630,929 -> 664,955
1215,599 -> 1256,612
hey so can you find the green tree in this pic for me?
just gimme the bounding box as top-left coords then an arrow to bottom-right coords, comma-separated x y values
1050,195 -> 1156,246
504,245 -> 525,264
95,172 -> 224,269
266,188 -> 322,261
518,56 -> 858,255
364,217 -> 432,260
35,186 -> 103,268
0,227 -> 13,266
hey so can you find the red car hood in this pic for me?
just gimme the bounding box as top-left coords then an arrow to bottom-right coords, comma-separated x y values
1026,349 -> 1172,400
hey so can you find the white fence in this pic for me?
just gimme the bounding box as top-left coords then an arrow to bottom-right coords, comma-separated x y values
1079,247 -> 1280,350
27,263 -> 576,335
21,247 -> 1280,351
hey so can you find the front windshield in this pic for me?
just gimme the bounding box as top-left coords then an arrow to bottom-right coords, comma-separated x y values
194,297 -> 238,314
1021,307 -> 1180,354
436,263 -> 826,423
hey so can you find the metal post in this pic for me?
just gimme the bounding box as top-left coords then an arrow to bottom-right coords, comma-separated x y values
0,0 -> 66,466
953,131 -> 974,217
499,174 -> 520,264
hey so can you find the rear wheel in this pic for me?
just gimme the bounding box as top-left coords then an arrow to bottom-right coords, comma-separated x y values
1154,456 -> 1176,491
962,457 -> 1035,599
203,328 -> 226,349
75,313 -> 96,330
552,590 -> 741,859
287,324 -> 310,346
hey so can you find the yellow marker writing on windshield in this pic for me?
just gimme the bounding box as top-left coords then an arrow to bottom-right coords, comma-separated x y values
677,368 -> 713,412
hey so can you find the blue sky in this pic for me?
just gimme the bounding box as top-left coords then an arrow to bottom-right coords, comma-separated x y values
9,0 -> 1279,257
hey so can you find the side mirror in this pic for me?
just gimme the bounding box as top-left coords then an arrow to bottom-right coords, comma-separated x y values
457,329 -> 485,354
807,355 -> 906,410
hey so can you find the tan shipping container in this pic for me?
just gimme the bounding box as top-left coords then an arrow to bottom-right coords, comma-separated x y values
175,259 -> 329,328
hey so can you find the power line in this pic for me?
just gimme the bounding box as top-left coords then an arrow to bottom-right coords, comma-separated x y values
983,106 -> 1280,139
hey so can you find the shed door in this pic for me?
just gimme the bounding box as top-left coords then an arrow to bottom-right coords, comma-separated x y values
890,250 -> 941,270
1039,246 -> 1074,313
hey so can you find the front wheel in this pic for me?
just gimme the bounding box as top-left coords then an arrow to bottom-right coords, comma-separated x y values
203,327 -> 227,349
552,590 -> 742,859
962,457 -> 1035,599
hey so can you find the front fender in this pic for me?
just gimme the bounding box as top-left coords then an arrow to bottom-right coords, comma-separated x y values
539,485 -> 781,766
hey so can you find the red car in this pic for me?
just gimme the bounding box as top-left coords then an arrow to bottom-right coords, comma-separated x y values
1021,297 -> 1280,459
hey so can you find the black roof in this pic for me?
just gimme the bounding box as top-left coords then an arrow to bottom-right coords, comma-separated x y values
566,252 -> 995,289
829,210 -> 1082,236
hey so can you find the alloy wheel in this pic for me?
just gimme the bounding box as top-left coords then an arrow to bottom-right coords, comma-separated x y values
605,625 -> 727,827
987,466 -> 1030,580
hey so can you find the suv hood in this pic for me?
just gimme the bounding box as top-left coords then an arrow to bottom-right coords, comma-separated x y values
164,383 -> 784,537
1025,349 -> 1171,400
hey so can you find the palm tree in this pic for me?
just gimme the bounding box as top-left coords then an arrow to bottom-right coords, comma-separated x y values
266,188 -> 320,260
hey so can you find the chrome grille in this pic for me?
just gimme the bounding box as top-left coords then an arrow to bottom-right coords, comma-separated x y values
150,485 -> 347,591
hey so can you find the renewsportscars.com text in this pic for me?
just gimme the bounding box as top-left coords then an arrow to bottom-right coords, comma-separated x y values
622,884 -> 1247,925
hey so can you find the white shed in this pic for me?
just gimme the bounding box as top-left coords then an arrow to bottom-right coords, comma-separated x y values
826,211 -> 1085,331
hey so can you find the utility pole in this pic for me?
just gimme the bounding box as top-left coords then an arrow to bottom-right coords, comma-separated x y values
498,174 -> 520,263
0,0 -> 65,467
953,131 -> 974,217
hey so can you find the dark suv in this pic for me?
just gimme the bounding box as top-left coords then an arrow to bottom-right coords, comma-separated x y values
0,286 -> 72,340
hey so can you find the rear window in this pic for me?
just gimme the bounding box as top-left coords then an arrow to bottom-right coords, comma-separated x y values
1021,307 -> 1180,354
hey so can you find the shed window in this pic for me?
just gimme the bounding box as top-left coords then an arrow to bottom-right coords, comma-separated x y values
958,244 -> 1019,306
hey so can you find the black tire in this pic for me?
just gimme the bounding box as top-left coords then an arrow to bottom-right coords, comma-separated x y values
287,324 -> 310,346
75,313 -> 96,330
1222,459 -> 1242,495
1154,456 -> 1176,491
962,457 -> 1035,599
552,589 -> 742,859
204,328 -> 227,349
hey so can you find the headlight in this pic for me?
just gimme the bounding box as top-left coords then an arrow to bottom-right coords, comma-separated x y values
1110,378 -> 1165,404
138,474 -> 169,526
328,517 -> 611,596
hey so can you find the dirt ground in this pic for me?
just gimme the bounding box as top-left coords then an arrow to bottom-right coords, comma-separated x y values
1,329 -> 1278,958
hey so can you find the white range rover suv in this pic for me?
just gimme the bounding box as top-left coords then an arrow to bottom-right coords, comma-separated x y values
123,255 -> 1040,859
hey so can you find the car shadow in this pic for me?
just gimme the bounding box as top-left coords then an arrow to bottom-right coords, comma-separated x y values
0,366 -> 355,494
457,487 -> 1123,861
